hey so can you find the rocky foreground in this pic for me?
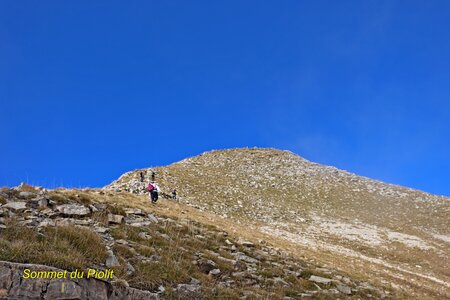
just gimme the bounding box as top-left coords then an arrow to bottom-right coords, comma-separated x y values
0,184 -> 390,299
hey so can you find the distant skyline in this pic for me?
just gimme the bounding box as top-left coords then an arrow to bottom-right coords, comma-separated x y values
1,1 -> 449,196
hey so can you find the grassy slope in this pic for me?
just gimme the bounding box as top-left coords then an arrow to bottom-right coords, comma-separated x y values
107,148 -> 450,299
1,187 -> 395,299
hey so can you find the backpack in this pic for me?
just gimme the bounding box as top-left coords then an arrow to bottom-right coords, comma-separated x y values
147,183 -> 155,192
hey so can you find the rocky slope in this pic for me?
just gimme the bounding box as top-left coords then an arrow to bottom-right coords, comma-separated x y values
0,184 -> 390,299
107,148 -> 450,299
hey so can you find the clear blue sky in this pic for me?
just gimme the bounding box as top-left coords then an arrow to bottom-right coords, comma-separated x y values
1,1 -> 449,196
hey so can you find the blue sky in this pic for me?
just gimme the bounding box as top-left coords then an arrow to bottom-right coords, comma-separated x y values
1,1 -> 449,196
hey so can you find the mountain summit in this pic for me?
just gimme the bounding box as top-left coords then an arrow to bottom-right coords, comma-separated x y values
107,147 -> 450,299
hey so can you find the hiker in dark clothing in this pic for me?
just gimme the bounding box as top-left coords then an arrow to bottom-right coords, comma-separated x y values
148,181 -> 160,203
172,189 -> 177,200
151,171 -> 156,181
140,171 -> 145,182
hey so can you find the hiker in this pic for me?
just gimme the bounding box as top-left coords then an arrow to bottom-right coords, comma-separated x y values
172,188 -> 177,200
148,181 -> 160,203
151,171 -> 156,181
140,171 -> 145,182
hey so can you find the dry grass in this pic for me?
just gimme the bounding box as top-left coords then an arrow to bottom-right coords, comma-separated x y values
0,221 -> 107,271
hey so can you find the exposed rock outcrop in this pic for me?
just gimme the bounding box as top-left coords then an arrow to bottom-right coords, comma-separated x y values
0,261 -> 159,300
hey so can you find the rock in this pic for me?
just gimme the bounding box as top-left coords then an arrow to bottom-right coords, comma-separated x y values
0,217 -> 4,225
2,201 -> 27,211
149,255 -> 161,262
138,232 -> 150,240
95,226 -> 110,234
147,214 -> 158,223
55,219 -> 72,227
89,204 -> 98,212
21,219 -> 39,227
233,252 -> 259,264
127,262 -> 136,275
108,214 -> 124,224
124,208 -> 146,216
309,275 -> 332,285
38,219 -> 56,227
209,268 -> 221,276
0,261 -> 123,300
129,221 -> 151,227
175,284 -> 202,300
93,203 -> 108,210
106,250 -> 120,267
74,219 -> 92,226
40,208 -> 54,215
358,281 -> 376,290
238,239 -> 255,247
56,204 -> 90,217
231,271 -> 248,279
114,286 -> 160,299
45,279 -> 83,299
273,277 -> 289,286
159,233 -> 170,240
19,191 -> 36,199
217,256 -> 236,265
197,259 -> 217,274
337,284 -> 352,295
195,234 -> 206,240
225,239 -> 233,245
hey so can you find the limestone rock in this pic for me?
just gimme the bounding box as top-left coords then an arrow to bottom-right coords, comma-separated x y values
209,268 -> 221,276
175,283 -> 202,300
106,250 -> 120,267
124,208 -> 146,216
108,214 -> 124,224
337,283 -> 352,295
19,191 -> 36,199
238,239 -> 255,247
233,252 -> 259,264
56,204 -> 90,216
309,275 -> 332,285
197,259 -> 217,274
2,201 -> 27,211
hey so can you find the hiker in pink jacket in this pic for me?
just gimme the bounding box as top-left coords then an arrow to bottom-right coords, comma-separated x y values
147,181 -> 160,203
